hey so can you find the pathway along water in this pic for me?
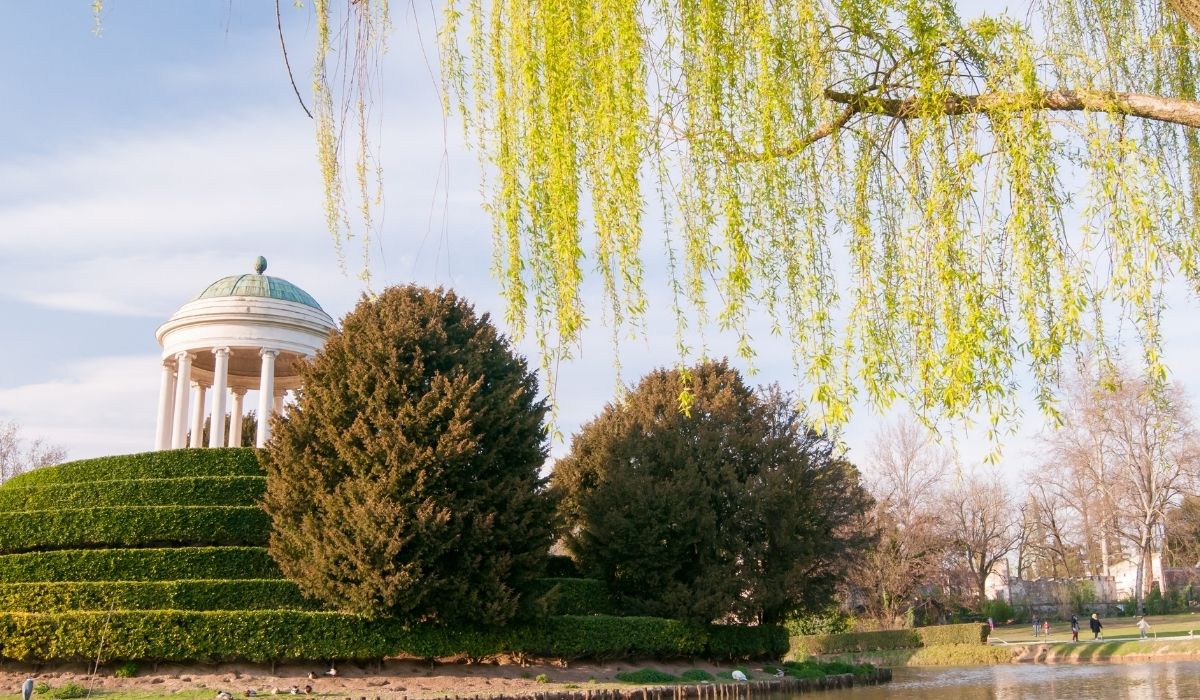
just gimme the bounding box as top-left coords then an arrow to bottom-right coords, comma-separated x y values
790,661 -> 1200,699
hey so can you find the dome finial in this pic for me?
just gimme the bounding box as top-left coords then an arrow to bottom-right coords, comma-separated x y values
254,256 -> 268,274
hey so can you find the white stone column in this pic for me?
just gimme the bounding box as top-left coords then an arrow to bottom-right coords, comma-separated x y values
171,352 -> 193,449
188,381 -> 207,448
255,349 -> 278,447
154,360 -> 176,451
228,387 -> 247,447
208,347 -> 231,448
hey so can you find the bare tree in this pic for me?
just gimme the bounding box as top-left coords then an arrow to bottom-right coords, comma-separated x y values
866,416 -> 954,528
1098,375 -> 1200,609
1040,365 -> 1200,610
947,470 -> 1021,608
1020,475 -> 1088,578
847,416 -> 955,625
0,421 -> 66,483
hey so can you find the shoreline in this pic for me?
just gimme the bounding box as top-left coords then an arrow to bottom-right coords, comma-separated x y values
819,637 -> 1200,669
0,661 -> 890,700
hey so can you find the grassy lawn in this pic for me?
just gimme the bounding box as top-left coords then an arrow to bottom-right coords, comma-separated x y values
988,613 -> 1200,644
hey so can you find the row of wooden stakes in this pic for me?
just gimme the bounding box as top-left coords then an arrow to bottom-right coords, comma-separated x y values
333,668 -> 893,700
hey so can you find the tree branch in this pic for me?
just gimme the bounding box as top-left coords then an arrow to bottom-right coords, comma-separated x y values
824,88 -> 1200,130
276,0 -> 313,120
1166,0 -> 1200,35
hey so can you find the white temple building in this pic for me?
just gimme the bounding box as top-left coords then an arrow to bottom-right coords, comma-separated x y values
153,257 -> 336,449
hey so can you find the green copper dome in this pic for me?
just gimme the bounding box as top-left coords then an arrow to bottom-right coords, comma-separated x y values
192,258 -> 324,310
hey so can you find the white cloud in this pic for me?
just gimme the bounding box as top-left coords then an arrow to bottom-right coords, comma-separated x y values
0,355 -> 163,460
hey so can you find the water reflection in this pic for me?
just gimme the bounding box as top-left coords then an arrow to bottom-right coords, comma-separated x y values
788,662 -> 1200,699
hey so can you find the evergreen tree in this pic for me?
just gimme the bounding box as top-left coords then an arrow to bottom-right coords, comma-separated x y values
262,285 -> 553,625
552,360 -> 872,623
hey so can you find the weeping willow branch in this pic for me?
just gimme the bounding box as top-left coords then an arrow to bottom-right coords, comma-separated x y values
824,88 -> 1200,129
1166,0 -> 1200,34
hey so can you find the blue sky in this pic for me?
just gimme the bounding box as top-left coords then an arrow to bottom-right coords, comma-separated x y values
2,2 -> 1198,480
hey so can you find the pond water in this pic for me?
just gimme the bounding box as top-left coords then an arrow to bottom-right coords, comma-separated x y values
794,662 -> 1200,699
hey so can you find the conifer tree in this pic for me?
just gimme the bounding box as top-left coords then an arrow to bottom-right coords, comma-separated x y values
262,285 -> 552,625
552,360 -> 872,623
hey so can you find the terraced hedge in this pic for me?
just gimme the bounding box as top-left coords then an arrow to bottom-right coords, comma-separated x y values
0,506 -> 270,553
0,580 -> 315,613
0,477 -> 265,512
0,547 -> 281,582
5,449 -> 262,487
0,612 -> 782,663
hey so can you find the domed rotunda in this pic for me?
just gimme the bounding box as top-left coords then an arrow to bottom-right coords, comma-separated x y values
153,257 -> 336,449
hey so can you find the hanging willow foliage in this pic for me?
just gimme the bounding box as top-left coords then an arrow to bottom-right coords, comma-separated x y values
429,0 -> 1200,434
88,0 -> 1200,432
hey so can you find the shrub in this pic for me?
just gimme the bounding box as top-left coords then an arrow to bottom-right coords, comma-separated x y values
789,628 -> 922,655
0,611 -> 746,663
0,547 -> 280,582
513,615 -> 709,659
785,606 -> 853,636
49,684 -> 85,699
615,669 -> 677,683
981,599 -> 1015,625
788,622 -> 986,657
781,661 -> 825,679
680,669 -> 715,682
33,682 -> 49,695
113,661 -> 138,678
263,286 -> 554,625
526,578 -> 613,616
545,555 -> 579,578
6,449 -> 261,488
916,623 -> 989,646
706,624 -> 789,659
553,361 -> 872,624
0,477 -> 266,513
0,580 -> 315,612
0,506 -> 270,553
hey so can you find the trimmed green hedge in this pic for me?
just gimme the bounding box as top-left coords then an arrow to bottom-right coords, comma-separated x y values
708,623 -> 790,660
5,449 -> 262,488
0,506 -> 269,553
0,547 -> 281,582
789,623 -> 989,655
526,578 -> 613,616
0,580 -> 316,613
917,623 -> 990,646
0,477 -> 265,512
0,612 -> 777,663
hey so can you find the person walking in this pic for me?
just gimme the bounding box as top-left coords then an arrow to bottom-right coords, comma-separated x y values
1090,612 -> 1104,640
1043,619 -> 1050,637
1070,614 -> 1080,642
1138,616 -> 1152,639
1033,613 -> 1041,637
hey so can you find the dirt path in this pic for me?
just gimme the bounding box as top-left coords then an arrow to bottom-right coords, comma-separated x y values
0,659 -> 757,699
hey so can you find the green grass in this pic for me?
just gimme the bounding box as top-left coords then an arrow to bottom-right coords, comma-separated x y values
988,613 -> 1200,644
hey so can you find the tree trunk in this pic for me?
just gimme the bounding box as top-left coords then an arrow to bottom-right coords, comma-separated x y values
1136,526 -> 1152,615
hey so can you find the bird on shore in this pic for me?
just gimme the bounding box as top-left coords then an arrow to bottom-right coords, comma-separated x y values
215,691 -> 233,700
323,668 -> 337,677
731,670 -> 748,682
